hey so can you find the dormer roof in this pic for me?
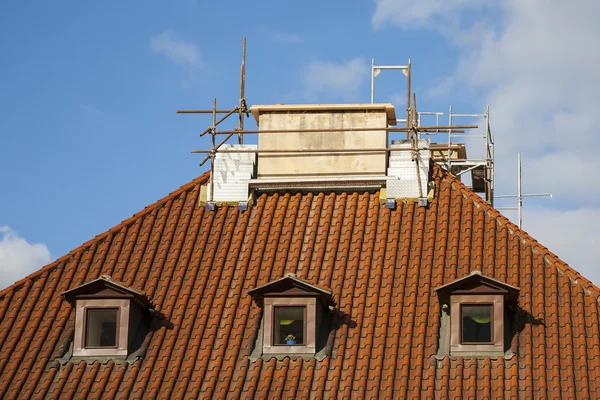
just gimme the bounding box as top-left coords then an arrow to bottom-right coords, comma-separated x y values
248,274 -> 336,307
61,276 -> 151,309
434,270 -> 520,304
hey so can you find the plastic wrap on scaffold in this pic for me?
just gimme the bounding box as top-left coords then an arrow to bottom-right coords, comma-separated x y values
386,139 -> 430,199
209,144 -> 257,202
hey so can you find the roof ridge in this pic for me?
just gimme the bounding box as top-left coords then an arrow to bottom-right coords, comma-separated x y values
435,164 -> 600,299
0,171 -> 211,299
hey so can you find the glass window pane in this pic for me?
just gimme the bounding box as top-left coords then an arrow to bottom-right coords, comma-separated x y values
274,306 -> 305,345
86,309 -> 118,347
461,305 -> 492,343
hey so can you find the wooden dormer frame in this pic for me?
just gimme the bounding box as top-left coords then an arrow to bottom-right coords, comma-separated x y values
62,276 -> 151,308
435,271 -> 520,356
248,274 -> 336,307
62,276 -> 151,358
249,274 -> 335,356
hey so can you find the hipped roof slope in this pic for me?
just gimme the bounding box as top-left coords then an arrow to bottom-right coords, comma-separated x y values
1,165 -> 599,399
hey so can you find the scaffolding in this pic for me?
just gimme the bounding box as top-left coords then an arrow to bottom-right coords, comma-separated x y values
179,42 -> 493,207
371,58 -> 411,126
444,105 -> 494,205
371,59 -> 495,205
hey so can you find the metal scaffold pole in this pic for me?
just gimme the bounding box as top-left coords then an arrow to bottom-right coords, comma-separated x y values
238,37 -> 246,144
518,152 -> 522,228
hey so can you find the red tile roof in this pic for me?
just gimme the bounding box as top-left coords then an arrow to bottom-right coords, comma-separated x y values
1,165 -> 599,398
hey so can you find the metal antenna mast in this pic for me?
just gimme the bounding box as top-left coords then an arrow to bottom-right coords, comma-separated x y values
496,153 -> 552,228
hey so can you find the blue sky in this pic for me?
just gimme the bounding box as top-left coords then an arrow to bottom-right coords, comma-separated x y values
1,0 -> 599,288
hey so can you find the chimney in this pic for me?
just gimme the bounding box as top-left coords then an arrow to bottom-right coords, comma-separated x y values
251,104 -> 396,185
206,103 -> 433,206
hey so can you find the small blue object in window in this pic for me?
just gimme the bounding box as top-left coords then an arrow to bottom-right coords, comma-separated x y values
285,334 -> 296,345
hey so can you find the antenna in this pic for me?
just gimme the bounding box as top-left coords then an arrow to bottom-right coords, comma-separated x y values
495,153 -> 552,228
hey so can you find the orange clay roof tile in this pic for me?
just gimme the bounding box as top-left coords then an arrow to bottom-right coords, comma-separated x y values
1,165 -> 600,398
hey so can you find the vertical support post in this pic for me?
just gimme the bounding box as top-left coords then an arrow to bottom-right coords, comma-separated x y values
409,93 -> 423,199
482,108 -> 487,160
414,138 -> 423,198
238,37 -> 246,145
518,152 -> 522,229
412,93 -> 417,128
210,98 -> 216,204
447,105 -> 453,172
406,58 -> 411,128
490,106 -> 494,206
370,58 -> 375,104
486,105 -> 494,206
212,98 -> 217,150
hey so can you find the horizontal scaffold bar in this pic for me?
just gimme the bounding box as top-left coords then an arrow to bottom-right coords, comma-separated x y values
191,146 -> 455,154
176,109 -> 237,114
209,125 -> 477,135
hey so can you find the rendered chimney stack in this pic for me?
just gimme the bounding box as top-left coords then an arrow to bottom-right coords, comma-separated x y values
250,104 -> 396,182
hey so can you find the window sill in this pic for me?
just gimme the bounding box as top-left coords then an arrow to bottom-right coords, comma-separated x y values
449,350 -> 506,358
450,343 -> 503,354
252,351 -> 326,362
57,340 -> 143,366
263,344 -> 316,355
73,348 -> 128,357
435,351 -> 515,360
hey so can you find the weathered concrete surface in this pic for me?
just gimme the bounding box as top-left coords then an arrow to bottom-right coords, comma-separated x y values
253,104 -> 395,180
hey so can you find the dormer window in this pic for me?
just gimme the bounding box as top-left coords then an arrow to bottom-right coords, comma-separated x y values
263,298 -> 316,354
86,308 -> 118,347
435,271 -> 520,357
72,299 -> 129,356
248,274 -> 335,358
62,276 -> 151,358
274,306 -> 305,345
461,304 -> 492,343
450,294 -> 505,353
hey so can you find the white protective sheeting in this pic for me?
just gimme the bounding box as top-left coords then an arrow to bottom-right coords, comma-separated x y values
208,144 -> 257,202
386,139 -> 430,199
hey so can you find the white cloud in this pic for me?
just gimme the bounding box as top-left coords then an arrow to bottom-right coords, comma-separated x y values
435,0 -> 600,201
258,25 -> 302,43
372,0 -> 488,30
521,207 -> 600,287
150,31 -> 200,68
0,226 -> 52,290
372,0 -> 600,285
304,58 -> 368,100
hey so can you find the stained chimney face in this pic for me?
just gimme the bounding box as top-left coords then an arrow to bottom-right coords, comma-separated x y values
251,104 -> 396,181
